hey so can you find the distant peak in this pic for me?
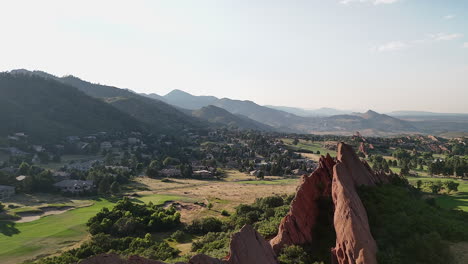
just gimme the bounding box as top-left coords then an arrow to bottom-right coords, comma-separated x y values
365,110 -> 379,115
165,89 -> 192,97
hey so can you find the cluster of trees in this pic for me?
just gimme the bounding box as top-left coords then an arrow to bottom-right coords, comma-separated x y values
451,142 -> 468,156
428,156 -> 468,177
359,183 -> 468,264
11,162 -> 56,193
35,198 -> 182,264
416,180 -> 460,194
368,155 -> 393,173
87,198 -> 181,236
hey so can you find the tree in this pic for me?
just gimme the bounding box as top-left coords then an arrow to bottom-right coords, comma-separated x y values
292,138 -> 299,145
257,170 -> 265,180
427,181 -> 444,194
400,164 -> 410,176
0,202 -> 4,212
98,178 -> 111,194
416,180 -> 423,190
278,245 -> 307,264
163,157 -> 180,166
146,160 -> 160,178
110,181 -> 121,194
18,162 -> 31,175
444,181 -> 459,193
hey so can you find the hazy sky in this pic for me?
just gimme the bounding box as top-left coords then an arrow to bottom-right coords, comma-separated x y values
1,0 -> 467,113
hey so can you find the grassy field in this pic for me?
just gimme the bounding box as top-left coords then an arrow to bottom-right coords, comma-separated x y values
235,178 -> 298,185
407,176 -> 468,212
281,139 -> 336,156
0,194 -> 181,264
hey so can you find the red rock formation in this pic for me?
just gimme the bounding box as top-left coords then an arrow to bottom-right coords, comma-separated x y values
330,142 -> 381,264
336,143 -> 382,187
358,142 -> 367,156
270,154 -> 335,254
227,225 -> 277,264
189,254 -> 224,264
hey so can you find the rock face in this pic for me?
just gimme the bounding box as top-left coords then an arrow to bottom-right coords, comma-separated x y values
189,254 -> 225,264
227,225 -> 277,264
270,154 -> 335,254
330,154 -> 378,264
271,142 -> 385,264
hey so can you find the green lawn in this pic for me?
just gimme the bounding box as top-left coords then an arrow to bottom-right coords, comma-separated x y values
282,139 -> 336,156
407,176 -> 468,212
236,178 -> 298,185
0,194 -> 182,264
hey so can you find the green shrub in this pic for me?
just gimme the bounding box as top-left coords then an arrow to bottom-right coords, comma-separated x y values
221,210 -> 230,216
191,232 -> 231,258
187,217 -> 224,235
170,230 -> 186,242
278,245 -> 308,264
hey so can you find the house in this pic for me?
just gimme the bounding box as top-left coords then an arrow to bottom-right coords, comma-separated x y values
54,180 -> 94,193
32,145 -> 44,152
31,154 -> 40,164
52,171 -> 71,181
0,185 -> 15,200
65,160 -> 99,171
16,175 -> 27,181
250,170 -> 259,176
159,168 -> 182,178
193,170 -> 212,179
66,136 -> 80,142
128,138 -> 139,145
105,166 -> 131,172
100,141 -> 112,150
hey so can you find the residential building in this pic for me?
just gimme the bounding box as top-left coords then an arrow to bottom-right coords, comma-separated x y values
54,180 -> 94,193
0,185 -> 15,200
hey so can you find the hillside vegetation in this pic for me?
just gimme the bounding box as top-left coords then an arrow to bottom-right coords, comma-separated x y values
0,73 -> 143,141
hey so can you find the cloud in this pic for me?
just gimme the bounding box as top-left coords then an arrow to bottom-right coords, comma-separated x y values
376,41 -> 409,52
375,33 -> 463,53
429,33 -> 463,41
444,14 -> 456,20
340,0 -> 399,5
374,0 -> 399,4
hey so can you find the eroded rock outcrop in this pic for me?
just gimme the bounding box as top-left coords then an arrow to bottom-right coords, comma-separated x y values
270,154 -> 335,254
330,143 -> 380,264
227,225 -> 277,264
271,142 -> 387,264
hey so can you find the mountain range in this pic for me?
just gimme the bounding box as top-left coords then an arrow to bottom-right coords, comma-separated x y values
2,69 -> 468,139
